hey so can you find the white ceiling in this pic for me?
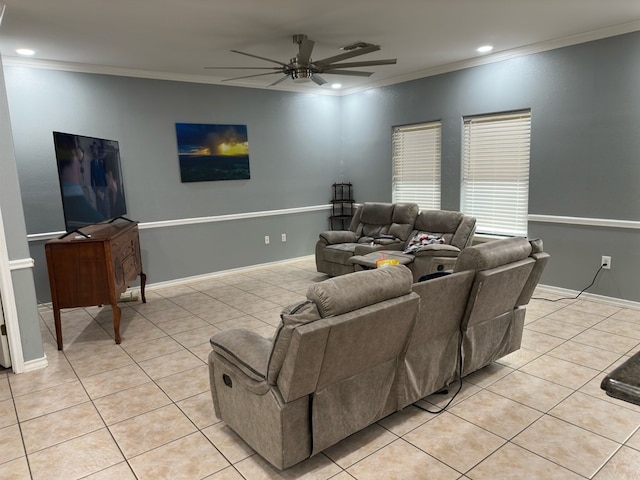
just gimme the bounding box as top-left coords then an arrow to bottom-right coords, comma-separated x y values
1,0 -> 640,94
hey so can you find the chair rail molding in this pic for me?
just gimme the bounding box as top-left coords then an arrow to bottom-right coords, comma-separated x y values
528,214 -> 640,230
27,204 -> 332,241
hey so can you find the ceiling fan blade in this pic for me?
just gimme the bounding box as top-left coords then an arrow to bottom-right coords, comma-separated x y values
298,38 -> 315,64
222,71 -> 283,82
205,66 -> 282,70
321,59 -> 397,70
230,50 -> 288,66
322,70 -> 374,77
312,75 -> 327,86
269,75 -> 290,87
314,45 -> 380,67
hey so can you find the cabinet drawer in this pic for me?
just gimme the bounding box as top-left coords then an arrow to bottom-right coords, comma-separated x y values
112,239 -> 136,259
122,253 -> 138,282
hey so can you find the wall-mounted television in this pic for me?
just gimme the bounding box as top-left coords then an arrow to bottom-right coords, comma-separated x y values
52,131 -> 128,232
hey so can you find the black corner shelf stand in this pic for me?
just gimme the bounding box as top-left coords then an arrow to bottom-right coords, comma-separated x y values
330,182 -> 355,230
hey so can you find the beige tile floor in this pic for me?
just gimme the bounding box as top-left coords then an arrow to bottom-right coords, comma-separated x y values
2,257 -> 640,479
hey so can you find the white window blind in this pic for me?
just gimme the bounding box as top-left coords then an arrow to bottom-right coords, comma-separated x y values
392,122 -> 441,211
461,111 -> 531,237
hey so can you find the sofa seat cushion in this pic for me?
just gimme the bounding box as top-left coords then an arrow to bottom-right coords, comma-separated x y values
323,243 -> 360,264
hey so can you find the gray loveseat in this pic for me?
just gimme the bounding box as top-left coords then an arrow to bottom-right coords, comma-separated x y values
208,236 -> 549,469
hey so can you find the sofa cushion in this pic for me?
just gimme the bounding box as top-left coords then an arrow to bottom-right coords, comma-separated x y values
359,202 -> 394,225
267,300 -> 321,384
415,210 -> 463,233
388,203 -> 419,240
323,243 -> 359,264
307,265 -> 413,318
454,237 -> 532,272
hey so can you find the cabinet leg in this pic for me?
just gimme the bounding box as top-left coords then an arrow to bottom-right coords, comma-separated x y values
139,271 -> 147,303
54,307 -> 63,350
112,304 -> 122,344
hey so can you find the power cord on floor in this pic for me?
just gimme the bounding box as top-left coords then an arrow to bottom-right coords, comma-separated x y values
532,264 -> 604,302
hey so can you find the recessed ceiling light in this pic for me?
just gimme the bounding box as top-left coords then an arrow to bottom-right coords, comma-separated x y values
477,45 -> 493,54
16,48 -> 36,56
331,83 -> 342,89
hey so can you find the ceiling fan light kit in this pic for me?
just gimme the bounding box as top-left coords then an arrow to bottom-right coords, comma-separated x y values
205,34 -> 397,87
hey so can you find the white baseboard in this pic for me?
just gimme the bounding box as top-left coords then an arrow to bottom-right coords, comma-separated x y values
126,255 -> 317,294
537,284 -> 640,311
22,355 -> 49,372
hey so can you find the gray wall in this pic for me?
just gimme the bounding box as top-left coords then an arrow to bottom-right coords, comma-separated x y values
4,69 -> 342,302
341,31 -> 640,302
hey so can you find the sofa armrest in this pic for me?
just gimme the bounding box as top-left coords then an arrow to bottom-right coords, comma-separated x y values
319,230 -> 358,244
210,329 -> 272,382
413,244 -> 461,258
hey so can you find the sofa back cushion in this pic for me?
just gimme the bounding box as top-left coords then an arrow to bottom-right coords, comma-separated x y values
274,266 -> 416,400
355,202 -> 394,238
454,236 -> 532,272
306,265 -> 414,318
451,215 -> 476,249
388,203 -> 419,241
411,210 -> 463,245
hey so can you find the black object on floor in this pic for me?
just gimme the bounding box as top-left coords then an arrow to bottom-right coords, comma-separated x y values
601,350 -> 640,407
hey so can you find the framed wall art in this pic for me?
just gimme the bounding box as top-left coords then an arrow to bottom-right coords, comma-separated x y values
176,123 -> 250,182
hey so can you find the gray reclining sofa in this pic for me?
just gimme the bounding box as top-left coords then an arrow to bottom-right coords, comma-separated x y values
208,236 -> 549,469
315,202 -> 419,277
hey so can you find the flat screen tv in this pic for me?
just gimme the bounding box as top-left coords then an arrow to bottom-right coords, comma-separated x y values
52,131 -> 128,232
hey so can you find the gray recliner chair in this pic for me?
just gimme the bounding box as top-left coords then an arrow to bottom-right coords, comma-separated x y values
454,237 -> 550,376
315,202 -> 419,277
208,266 -> 419,469
398,236 -> 549,404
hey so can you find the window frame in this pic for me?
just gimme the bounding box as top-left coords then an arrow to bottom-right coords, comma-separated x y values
461,110 -> 531,237
392,121 -> 442,211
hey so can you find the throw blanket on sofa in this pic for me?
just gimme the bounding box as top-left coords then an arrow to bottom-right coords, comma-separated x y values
403,233 -> 445,254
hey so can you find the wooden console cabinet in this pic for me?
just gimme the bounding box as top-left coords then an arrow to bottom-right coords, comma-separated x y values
45,219 -> 146,350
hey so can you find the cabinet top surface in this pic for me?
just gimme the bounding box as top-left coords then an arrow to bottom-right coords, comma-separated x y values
46,220 -> 138,244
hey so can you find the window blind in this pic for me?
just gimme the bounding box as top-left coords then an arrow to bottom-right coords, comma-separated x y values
462,111 -> 531,237
392,122 -> 441,211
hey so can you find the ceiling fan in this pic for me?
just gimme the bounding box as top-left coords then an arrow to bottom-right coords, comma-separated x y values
205,34 -> 397,86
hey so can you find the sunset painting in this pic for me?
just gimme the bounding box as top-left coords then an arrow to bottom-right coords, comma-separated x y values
176,123 -> 250,182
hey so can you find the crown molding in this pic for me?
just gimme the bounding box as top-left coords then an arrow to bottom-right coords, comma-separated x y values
3,20 -> 639,96
341,19 -> 640,95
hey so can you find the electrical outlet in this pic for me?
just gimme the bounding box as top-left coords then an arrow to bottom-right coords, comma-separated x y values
601,255 -> 611,269
281,233 -> 287,242
264,235 -> 270,245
